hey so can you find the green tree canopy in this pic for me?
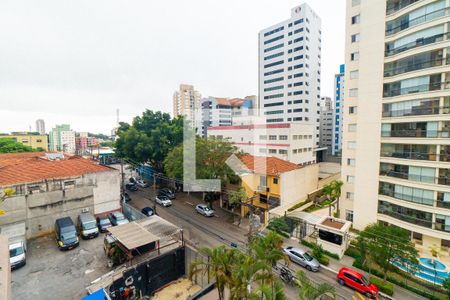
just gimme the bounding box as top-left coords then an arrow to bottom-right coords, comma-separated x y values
0,138 -> 37,153
114,110 -> 184,171
358,223 -> 418,282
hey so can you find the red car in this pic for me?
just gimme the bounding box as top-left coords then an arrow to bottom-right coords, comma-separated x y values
337,267 -> 378,298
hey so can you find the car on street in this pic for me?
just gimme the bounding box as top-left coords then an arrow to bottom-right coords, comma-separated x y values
136,179 -> 149,188
55,217 -> 79,251
97,216 -> 112,233
9,241 -> 26,270
158,188 -> 175,199
283,246 -> 320,272
78,212 -> 99,239
121,192 -> 131,203
141,207 -> 155,217
155,195 -> 172,207
109,212 -> 129,226
337,267 -> 378,299
125,183 -> 138,192
195,204 -> 214,217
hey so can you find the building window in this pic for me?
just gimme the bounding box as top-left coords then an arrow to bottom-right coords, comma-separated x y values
347,175 -> 355,183
347,159 -> 356,166
351,52 -> 359,61
350,70 -> 359,79
348,124 -> 357,132
259,148 -> 267,154
269,149 -> 277,154
346,210 -> 354,222
352,0 -> 360,6
348,141 -> 356,149
351,15 -> 360,25
273,178 -> 278,185
349,106 -> 358,114
349,88 -> 358,97
351,33 -> 360,43
279,149 -> 288,155
279,135 -> 288,140
346,192 -> 354,200
269,135 -> 277,140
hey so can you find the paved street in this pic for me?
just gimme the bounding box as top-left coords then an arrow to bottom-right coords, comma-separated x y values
128,186 -> 372,300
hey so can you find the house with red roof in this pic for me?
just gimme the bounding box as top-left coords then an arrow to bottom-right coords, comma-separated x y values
237,154 -> 319,223
0,152 -> 121,239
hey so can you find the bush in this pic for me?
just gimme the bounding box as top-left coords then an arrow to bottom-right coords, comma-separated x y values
370,277 -> 394,296
287,199 -> 311,212
300,240 -> 340,260
344,246 -> 361,259
267,217 -> 290,238
317,256 -> 329,266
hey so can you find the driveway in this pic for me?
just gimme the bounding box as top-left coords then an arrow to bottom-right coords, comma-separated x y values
11,234 -> 109,300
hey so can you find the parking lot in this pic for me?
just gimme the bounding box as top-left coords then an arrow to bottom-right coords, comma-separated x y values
11,233 -> 109,300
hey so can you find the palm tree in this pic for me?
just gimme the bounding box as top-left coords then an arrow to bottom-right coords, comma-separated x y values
321,180 -> 343,217
296,270 -> 336,300
249,279 -> 287,300
189,245 -> 239,300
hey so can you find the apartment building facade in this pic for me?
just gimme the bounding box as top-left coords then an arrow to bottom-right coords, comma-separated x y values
258,3 -> 322,148
172,84 -> 202,126
49,124 -> 76,153
341,0 -> 450,250
35,119 -> 45,135
319,96 -> 335,151
333,65 -> 345,155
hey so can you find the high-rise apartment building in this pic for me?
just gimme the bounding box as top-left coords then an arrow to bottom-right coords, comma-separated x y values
333,65 -> 345,155
319,97 -> 334,151
172,84 -> 202,126
258,3 -> 322,149
35,119 -> 45,135
49,124 -> 76,153
341,0 -> 450,251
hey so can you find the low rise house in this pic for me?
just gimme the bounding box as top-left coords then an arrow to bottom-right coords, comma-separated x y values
1,133 -> 49,151
238,155 -> 319,223
0,152 -> 121,239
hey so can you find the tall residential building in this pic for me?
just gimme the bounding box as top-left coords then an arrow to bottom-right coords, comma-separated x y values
319,96 -> 334,151
197,96 -> 254,137
172,84 -> 202,126
49,124 -> 76,153
258,3 -> 322,148
341,0 -> 450,252
35,119 -> 45,135
333,65 -> 345,155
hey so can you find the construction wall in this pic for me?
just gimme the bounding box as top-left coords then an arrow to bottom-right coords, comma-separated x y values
0,235 -> 11,300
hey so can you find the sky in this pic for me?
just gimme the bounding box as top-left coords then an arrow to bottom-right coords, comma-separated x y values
0,0 -> 345,135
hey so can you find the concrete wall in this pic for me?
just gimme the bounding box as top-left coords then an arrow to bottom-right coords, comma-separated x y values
91,170 -> 121,216
0,235 -> 11,300
280,164 -> 319,210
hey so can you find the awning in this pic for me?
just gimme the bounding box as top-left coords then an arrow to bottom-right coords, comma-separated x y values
285,211 -> 322,225
107,222 -> 159,250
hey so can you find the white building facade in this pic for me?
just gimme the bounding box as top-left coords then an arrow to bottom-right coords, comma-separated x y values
259,3 -> 322,148
319,96 -> 334,151
49,124 -> 76,154
208,123 -> 316,165
35,119 -> 45,135
172,84 -> 202,126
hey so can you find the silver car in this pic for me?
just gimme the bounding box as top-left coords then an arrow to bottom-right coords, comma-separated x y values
156,195 -> 172,207
196,204 -> 214,217
283,246 -> 320,272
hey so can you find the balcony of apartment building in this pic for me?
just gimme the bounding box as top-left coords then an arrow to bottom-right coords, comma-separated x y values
380,162 -> 450,186
380,143 -> 439,161
381,121 -> 450,139
382,97 -> 450,118
386,0 -> 421,16
386,1 -> 448,36
383,73 -> 450,98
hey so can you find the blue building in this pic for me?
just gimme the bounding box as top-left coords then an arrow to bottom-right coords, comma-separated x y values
332,64 -> 345,156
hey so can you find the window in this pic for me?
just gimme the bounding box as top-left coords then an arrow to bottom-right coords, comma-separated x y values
264,60 -> 284,69
347,159 -> 356,166
348,124 -> 357,132
349,106 -> 358,114
269,149 -> 277,154
264,43 -> 284,53
350,70 -> 359,79
279,149 -> 288,154
259,148 -> 267,154
351,15 -> 360,25
352,0 -> 360,6
351,52 -> 359,61
269,135 -> 277,140
349,88 -> 358,97
348,141 -> 356,149
346,192 -> 355,200
273,178 -> 279,184
260,176 -> 267,187
346,210 -> 354,222
351,33 -> 360,43
279,135 -> 288,140
260,135 -> 267,140
264,35 -> 284,45
347,175 -> 355,183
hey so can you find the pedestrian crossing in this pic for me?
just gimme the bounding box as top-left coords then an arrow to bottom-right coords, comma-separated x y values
352,291 -> 367,300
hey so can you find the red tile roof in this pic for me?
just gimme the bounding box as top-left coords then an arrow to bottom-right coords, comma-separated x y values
239,154 -> 301,176
0,152 -> 114,186
215,97 -> 245,107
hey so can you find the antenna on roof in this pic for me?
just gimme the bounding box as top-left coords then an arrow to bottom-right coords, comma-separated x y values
116,109 -> 120,126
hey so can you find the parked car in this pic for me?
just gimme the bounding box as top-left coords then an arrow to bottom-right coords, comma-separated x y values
283,246 -> 320,272
158,188 -> 175,199
136,179 -> 149,188
109,212 -> 129,226
195,204 -> 214,217
337,267 -> 378,298
97,216 -> 112,233
155,195 -> 172,207
78,212 -> 99,239
55,217 -> 79,251
126,183 -> 138,191
129,177 -> 137,184
121,192 -> 131,203
141,207 -> 155,217
9,241 -> 26,270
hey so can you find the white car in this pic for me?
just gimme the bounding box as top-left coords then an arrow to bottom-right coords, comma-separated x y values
136,179 -> 149,188
9,241 -> 26,270
196,204 -> 214,217
156,195 -> 172,207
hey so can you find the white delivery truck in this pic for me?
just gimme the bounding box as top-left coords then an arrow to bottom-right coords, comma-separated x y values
1,223 -> 27,270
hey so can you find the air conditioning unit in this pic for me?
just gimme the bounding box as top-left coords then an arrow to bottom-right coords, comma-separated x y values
81,208 -> 90,213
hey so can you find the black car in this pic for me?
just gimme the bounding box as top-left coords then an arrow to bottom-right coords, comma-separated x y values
141,207 -> 155,217
158,188 -> 175,199
96,216 -> 112,233
55,217 -> 79,251
126,183 -> 138,191
121,192 -> 131,203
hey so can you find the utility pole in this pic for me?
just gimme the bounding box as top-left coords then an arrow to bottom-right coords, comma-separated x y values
120,158 -> 125,195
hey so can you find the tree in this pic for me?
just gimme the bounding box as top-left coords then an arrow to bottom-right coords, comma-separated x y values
115,110 -> 183,171
296,270 -> 336,300
228,188 -> 247,210
358,223 -> 418,282
267,217 -> 289,236
442,278 -> 450,299
322,180 -> 343,217
0,138 -> 36,153
249,280 -> 287,300
0,188 -> 15,216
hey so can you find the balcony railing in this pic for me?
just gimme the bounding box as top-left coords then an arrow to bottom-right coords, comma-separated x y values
378,208 -> 433,228
382,105 -> 450,117
386,0 -> 420,16
384,58 -> 445,77
385,32 -> 448,57
381,151 -> 437,161
440,153 -> 450,162
383,81 -> 449,98
379,187 -> 435,206
380,170 -> 450,186
381,129 -> 450,138
437,200 -> 450,209
435,223 -> 450,233
386,7 -> 449,36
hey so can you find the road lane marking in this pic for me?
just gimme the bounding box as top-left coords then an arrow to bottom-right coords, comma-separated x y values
352,296 -> 358,300
185,202 -> 194,206
356,292 -> 365,300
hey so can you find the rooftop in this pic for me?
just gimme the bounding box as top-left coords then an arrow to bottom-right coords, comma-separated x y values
0,152 -> 113,186
107,221 -> 159,250
240,154 -> 301,176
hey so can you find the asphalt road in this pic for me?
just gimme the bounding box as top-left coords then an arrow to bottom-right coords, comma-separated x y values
128,187 -> 374,300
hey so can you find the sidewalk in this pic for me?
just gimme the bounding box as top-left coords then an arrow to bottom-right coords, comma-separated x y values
283,238 -> 427,300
